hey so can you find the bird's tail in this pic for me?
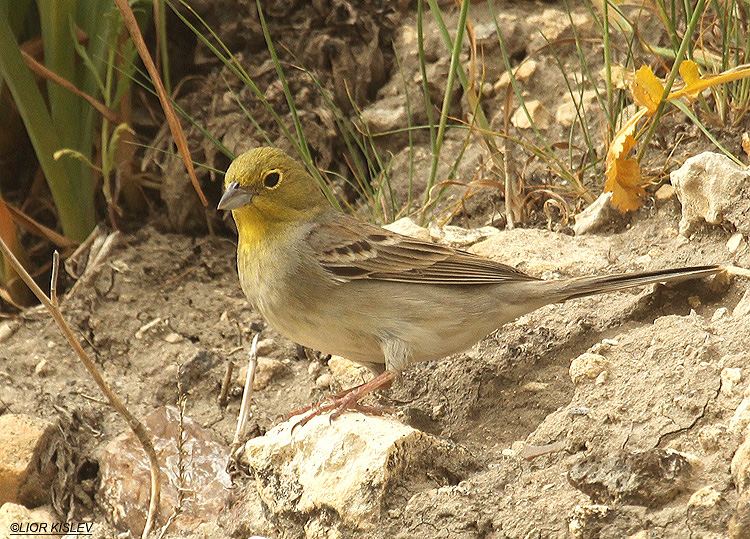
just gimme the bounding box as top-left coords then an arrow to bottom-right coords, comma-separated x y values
534,265 -> 724,304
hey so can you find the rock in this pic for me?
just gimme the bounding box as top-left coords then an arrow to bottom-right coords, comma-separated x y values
569,353 -> 608,385
568,504 -> 610,539
469,228 -> 613,277
687,486 -> 731,535
0,321 -> 20,343
429,224 -> 499,248
698,424 -> 730,454
722,368 -> 743,397
328,355 -> 371,391
0,504 -> 59,539
314,373 -> 331,389
731,428 -> 750,538
555,89 -> 598,128
382,217 -> 431,241
0,415 -> 59,507
251,357 -> 289,390
733,289 -> 750,318
730,394 -> 750,436
573,192 -> 625,235
727,232 -> 744,253
254,338 -> 277,357
511,99 -> 552,130
494,59 -> 538,92
654,183 -> 675,201
712,307 -> 729,321
96,406 -> 232,536
568,449 -> 694,506
670,151 -> 750,236
242,413 -> 472,533
360,95 -> 407,144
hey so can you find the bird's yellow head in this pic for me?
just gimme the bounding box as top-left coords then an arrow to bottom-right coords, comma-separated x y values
218,147 -> 328,239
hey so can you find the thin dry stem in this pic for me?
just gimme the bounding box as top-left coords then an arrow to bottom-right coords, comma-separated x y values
231,333 -> 259,458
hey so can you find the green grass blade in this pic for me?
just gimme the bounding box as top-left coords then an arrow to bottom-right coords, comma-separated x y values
0,15 -> 94,241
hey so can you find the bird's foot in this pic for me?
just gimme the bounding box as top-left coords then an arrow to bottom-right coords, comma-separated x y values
288,370 -> 397,430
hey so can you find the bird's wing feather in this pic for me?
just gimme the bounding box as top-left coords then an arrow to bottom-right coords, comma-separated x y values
305,214 -> 539,285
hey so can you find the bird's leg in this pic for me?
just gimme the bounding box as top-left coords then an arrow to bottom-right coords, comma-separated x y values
289,370 -> 397,428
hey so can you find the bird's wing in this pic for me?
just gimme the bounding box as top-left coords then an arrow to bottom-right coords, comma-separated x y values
305,214 -> 539,285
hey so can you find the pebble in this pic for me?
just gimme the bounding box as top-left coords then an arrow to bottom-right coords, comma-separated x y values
654,183 -> 675,201
255,338 -> 276,356
521,381 -> 548,392
315,373 -> 331,389
0,320 -> 20,343
712,307 -> 729,321
164,332 -> 182,344
727,232 -> 743,253
34,359 -> 52,377
733,289 -> 750,318
569,352 -> 608,385
721,367 -> 743,397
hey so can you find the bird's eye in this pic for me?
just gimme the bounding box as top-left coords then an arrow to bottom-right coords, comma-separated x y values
263,170 -> 281,189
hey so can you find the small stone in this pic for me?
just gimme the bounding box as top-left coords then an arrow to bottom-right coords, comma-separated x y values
573,192 -> 624,235
670,151 -> 750,236
555,89 -> 598,128
688,296 -> 702,309
0,415 -> 59,506
250,357 -> 289,390
431,403 -> 446,417
164,332 -> 182,344
733,289 -> 750,318
328,356 -> 371,391
511,100 -> 552,130
568,504 -> 609,539
315,373 -> 331,389
655,183 -> 675,201
481,81 -> 494,97
722,368 -> 743,397
729,396 -> 750,436
731,429 -> 750,537
698,424 -> 730,453
687,486 -> 732,536
0,321 -> 20,343
569,353 -> 608,385
96,406 -> 232,536
255,338 -> 276,357
33,359 -> 51,377
360,95 -> 407,134
568,448 -> 693,506
727,232 -> 744,253
712,307 -> 729,321
521,381 -> 548,392
307,361 -> 322,377
511,440 -> 526,454
382,217 -> 431,242
594,370 -> 608,385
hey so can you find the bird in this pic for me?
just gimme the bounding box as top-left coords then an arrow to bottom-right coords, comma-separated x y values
217,146 -> 724,421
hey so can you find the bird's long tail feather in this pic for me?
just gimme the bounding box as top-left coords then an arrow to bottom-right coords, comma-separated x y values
540,265 -> 724,303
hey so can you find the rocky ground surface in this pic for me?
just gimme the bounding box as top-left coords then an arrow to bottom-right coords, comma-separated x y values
1,171 -> 749,538
2,1 -> 750,539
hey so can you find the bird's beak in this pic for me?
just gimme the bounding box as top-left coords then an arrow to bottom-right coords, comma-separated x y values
217,181 -> 255,210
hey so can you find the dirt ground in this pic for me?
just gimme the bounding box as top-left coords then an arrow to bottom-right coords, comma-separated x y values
2,1 -> 750,538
